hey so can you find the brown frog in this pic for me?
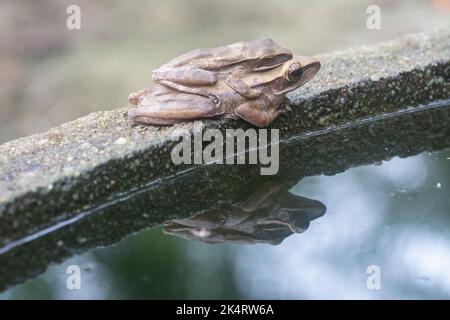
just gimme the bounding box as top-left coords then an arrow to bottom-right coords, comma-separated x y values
128,40 -> 320,127
163,183 -> 326,245
129,39 -> 292,105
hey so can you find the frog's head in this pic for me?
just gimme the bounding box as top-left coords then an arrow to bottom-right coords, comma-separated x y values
250,193 -> 327,236
243,55 -> 320,95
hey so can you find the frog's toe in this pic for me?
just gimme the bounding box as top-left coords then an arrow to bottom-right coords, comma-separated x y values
127,107 -> 183,126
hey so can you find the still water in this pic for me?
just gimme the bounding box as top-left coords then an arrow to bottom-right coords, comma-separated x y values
1,146 -> 450,299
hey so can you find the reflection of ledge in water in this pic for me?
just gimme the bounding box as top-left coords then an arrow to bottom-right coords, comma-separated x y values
1,101 -> 450,291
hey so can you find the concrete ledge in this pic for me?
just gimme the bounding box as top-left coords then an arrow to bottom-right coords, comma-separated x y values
0,29 -> 449,258
1,100 -> 450,291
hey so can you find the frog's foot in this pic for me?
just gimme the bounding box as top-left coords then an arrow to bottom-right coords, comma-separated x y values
127,93 -> 224,126
234,102 -> 282,128
128,88 -> 151,105
275,103 -> 292,115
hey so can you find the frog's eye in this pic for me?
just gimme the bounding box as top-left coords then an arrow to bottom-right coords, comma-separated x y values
285,62 -> 303,83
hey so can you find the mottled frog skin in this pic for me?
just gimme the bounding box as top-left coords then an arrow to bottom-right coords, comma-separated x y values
128,39 -> 320,127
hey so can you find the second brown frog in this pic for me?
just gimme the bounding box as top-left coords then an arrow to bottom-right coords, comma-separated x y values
128,39 -> 320,127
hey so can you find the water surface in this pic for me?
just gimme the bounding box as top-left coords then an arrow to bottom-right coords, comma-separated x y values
2,147 -> 450,299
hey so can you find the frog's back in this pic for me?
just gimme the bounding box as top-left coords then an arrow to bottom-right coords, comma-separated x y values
161,39 -> 291,71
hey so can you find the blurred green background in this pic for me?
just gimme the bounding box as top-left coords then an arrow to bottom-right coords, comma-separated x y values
0,0 -> 449,143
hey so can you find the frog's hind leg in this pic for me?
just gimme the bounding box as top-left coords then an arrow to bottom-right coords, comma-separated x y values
157,80 -> 221,105
128,93 -> 224,126
153,67 -> 221,104
152,67 -> 218,86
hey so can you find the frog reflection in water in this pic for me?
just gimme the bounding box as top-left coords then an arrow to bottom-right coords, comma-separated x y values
128,39 -> 320,127
163,183 -> 326,245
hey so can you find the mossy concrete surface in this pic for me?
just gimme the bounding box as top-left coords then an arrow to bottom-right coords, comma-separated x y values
0,29 -> 449,249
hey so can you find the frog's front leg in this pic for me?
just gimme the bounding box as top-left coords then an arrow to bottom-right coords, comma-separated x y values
234,101 -> 283,127
226,67 -> 262,98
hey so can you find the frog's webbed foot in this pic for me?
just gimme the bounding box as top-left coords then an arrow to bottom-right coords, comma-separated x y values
275,103 -> 292,115
234,102 -> 282,128
226,67 -> 262,98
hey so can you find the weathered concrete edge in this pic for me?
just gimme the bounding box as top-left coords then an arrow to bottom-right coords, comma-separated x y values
2,101 -> 450,292
0,29 -> 449,241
